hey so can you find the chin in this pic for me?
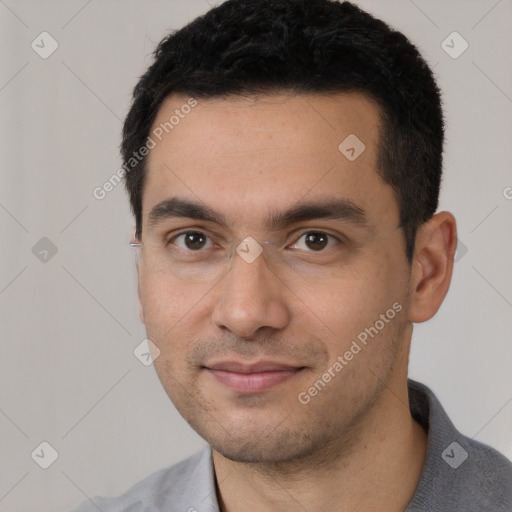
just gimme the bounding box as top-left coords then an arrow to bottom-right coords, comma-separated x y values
200,419 -> 326,464
211,437 -> 316,464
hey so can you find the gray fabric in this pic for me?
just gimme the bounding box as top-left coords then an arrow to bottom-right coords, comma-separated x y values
70,379 -> 512,512
405,380 -> 512,511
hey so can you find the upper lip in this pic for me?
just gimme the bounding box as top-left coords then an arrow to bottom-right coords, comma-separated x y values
205,360 -> 304,373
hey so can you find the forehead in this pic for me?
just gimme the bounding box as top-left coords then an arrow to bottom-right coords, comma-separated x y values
143,92 -> 398,230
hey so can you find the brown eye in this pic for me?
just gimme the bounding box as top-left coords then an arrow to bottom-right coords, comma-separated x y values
290,231 -> 340,252
304,232 -> 329,251
173,231 -> 211,251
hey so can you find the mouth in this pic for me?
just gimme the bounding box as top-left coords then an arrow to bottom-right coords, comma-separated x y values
203,360 -> 306,393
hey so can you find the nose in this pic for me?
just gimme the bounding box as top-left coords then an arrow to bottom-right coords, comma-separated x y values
211,248 -> 291,338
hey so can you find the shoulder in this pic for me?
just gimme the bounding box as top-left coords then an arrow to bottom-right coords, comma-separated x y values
68,446 -> 216,512
407,379 -> 512,511
410,434 -> 512,512
451,434 -> 512,510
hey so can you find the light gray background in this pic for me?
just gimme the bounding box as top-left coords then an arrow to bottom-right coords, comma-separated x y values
0,1 -> 510,511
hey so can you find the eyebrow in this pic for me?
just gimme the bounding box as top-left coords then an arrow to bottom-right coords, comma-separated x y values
147,196 -> 369,231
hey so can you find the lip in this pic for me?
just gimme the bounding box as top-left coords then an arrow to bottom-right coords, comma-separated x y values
204,360 -> 305,393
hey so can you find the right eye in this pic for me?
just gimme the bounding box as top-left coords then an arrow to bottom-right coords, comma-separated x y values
171,231 -> 214,251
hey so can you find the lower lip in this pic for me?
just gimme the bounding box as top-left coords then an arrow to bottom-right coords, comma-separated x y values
206,368 -> 301,393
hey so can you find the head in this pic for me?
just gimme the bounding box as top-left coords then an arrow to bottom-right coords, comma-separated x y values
122,0 -> 457,464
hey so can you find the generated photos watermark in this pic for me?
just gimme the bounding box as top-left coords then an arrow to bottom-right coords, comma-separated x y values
298,301 -> 403,405
92,97 -> 198,200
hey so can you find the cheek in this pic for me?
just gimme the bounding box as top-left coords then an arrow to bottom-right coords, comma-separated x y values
300,257 -> 405,342
139,278 -> 199,386
138,273 -> 196,341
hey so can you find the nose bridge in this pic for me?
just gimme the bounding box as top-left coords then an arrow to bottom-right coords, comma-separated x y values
212,240 -> 290,337
228,236 -> 282,290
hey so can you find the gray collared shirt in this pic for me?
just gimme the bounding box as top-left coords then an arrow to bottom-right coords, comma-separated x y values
70,379 -> 512,511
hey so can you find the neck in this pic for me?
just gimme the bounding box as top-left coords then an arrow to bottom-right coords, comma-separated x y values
212,367 -> 427,512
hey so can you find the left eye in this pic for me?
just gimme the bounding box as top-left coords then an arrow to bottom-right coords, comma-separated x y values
290,231 -> 340,252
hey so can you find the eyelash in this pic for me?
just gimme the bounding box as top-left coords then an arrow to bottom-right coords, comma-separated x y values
167,230 -> 343,253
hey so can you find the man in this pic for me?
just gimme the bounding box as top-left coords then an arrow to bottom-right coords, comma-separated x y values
72,0 -> 512,510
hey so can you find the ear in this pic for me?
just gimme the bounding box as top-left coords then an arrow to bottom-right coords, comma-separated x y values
408,211 -> 457,323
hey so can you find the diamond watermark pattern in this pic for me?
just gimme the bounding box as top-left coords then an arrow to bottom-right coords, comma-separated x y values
134,338 -> 161,366
441,31 -> 468,59
338,134 -> 366,161
236,236 -> 263,263
31,32 -> 59,59
31,441 -> 59,469
454,237 -> 468,263
32,237 -> 58,263
442,441 -> 468,469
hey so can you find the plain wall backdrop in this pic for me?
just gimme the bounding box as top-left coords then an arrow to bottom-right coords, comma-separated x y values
0,1 -> 511,511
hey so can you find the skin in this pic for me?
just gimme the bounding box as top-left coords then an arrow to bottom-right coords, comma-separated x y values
135,91 -> 457,511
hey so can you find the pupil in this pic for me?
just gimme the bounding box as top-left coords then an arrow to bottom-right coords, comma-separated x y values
306,232 -> 327,250
185,232 -> 206,250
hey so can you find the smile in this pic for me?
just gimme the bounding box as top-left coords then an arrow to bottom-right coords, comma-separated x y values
204,361 -> 305,393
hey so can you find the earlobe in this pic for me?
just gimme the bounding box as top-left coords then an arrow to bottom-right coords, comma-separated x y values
408,211 -> 457,323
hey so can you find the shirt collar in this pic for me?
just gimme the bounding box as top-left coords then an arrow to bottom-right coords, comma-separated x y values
164,379 -> 455,512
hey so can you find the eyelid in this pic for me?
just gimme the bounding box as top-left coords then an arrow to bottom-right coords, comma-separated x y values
167,227 -> 346,250
166,227 -> 225,246
287,229 -> 343,250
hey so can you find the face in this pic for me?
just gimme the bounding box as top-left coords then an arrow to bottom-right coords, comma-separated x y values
136,92 -> 414,464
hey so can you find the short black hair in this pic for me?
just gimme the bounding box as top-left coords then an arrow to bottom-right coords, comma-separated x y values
121,0 -> 444,262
